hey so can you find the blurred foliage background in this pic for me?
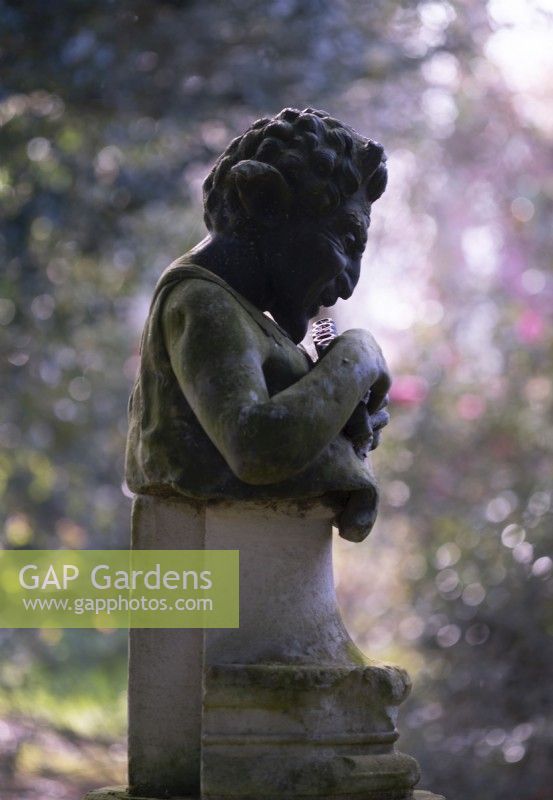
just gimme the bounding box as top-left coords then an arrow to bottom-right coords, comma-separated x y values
1,1 -> 552,798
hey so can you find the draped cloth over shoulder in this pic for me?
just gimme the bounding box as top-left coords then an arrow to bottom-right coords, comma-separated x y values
125,254 -> 379,506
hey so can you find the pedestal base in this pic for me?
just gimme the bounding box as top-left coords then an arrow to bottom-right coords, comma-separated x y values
119,495 -> 440,800
83,789 -> 445,800
202,663 -> 417,799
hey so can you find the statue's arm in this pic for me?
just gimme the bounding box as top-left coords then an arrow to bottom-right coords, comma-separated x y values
162,281 -> 389,485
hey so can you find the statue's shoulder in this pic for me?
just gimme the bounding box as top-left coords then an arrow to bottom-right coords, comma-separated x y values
154,258 -> 294,349
163,273 -> 237,313
154,262 -> 267,350
160,267 -> 249,319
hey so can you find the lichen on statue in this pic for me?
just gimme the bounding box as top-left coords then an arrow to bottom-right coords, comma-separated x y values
125,107 -> 391,542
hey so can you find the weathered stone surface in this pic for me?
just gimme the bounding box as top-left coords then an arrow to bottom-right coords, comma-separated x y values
202,748 -> 419,798
83,787 -> 445,799
414,793 -> 446,800
83,790 -> 138,800
204,498 -> 364,665
202,664 -> 418,797
125,108 -> 392,542
128,497 -> 204,797
85,109 -> 445,800
127,495 -> 420,799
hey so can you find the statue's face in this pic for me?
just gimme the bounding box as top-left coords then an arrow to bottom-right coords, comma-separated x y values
267,188 -> 371,342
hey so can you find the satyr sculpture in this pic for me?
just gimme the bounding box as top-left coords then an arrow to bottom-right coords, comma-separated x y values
85,108 -> 444,800
126,107 -> 391,542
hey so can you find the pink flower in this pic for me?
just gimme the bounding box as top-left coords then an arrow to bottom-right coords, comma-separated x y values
516,309 -> 546,344
457,393 -> 486,421
390,375 -> 429,407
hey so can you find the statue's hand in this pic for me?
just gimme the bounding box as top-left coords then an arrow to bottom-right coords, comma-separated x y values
341,394 -> 390,456
336,487 -> 378,543
331,330 -> 390,455
367,395 -> 390,451
338,329 -> 391,413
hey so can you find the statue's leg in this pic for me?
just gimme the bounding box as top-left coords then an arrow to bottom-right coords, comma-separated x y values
128,495 -> 204,798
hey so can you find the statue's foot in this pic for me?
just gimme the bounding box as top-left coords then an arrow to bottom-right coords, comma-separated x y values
336,487 -> 378,542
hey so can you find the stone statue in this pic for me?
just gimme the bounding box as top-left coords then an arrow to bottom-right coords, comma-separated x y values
125,106 -> 391,542
85,108 -> 444,800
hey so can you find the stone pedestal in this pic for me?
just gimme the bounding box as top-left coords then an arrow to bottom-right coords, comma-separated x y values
128,497 -> 204,797
85,495 -> 441,800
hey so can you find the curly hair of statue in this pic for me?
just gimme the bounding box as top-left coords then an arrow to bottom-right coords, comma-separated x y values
202,107 -> 388,232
